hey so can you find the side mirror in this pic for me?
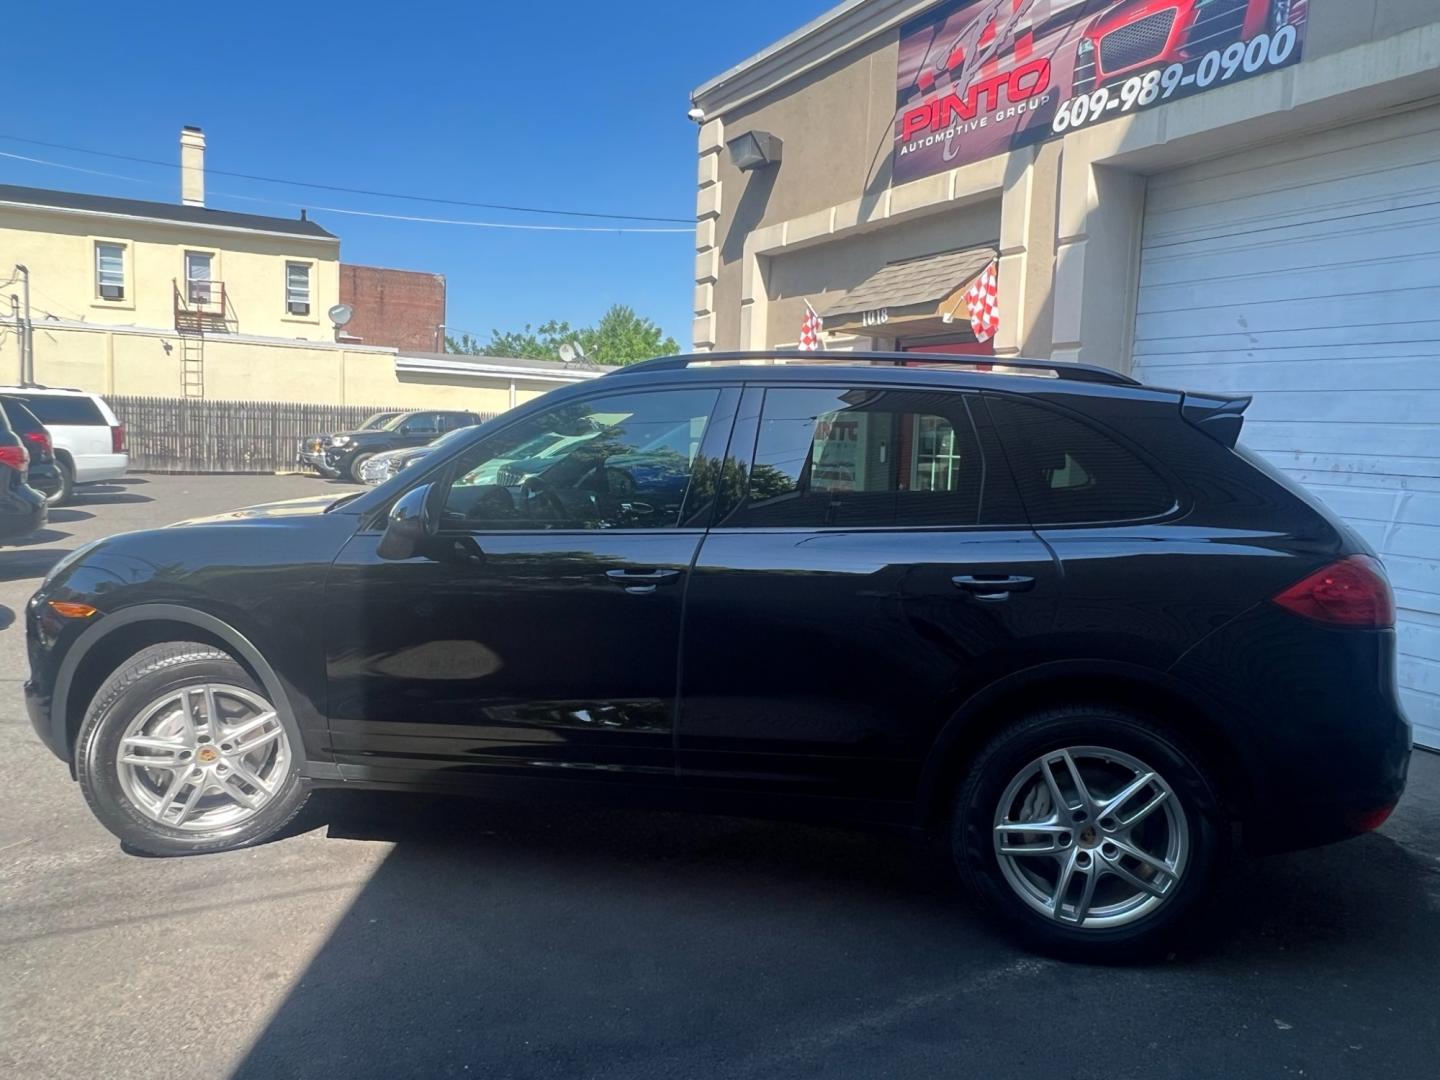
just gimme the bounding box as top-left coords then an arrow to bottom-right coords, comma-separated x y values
377,483 -> 438,560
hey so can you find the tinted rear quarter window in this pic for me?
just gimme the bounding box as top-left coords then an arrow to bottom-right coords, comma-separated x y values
8,394 -> 105,426
985,394 -> 1175,524
0,397 -> 45,435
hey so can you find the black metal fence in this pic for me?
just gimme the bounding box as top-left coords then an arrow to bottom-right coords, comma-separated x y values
109,396 -> 434,474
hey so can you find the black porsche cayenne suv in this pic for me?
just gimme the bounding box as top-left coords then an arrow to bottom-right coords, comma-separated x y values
26,353 -> 1410,958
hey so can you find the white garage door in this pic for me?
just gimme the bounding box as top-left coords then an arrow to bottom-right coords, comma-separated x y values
1132,106 -> 1440,750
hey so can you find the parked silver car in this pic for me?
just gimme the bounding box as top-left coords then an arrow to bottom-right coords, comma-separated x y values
359,443 -> 434,485
358,424 -> 505,485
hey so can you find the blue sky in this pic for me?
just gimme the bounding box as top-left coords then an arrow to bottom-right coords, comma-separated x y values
2,1 -> 835,347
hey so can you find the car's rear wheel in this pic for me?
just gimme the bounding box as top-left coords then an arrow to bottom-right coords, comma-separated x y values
76,642 -> 308,856
348,453 -> 374,484
953,706 -> 1222,960
46,459 -> 74,506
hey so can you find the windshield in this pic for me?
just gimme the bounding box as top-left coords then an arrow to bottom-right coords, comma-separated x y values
358,412 -> 399,430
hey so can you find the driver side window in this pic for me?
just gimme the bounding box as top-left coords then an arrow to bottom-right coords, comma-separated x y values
401,413 -> 439,436
440,388 -> 719,531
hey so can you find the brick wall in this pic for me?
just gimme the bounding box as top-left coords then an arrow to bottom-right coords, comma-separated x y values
338,264 -> 446,351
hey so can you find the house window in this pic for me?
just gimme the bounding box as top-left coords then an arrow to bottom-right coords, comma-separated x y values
185,252 -> 213,304
286,262 -> 311,316
96,243 -> 126,301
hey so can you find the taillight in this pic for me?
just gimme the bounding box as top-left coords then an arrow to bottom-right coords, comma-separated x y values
111,423 -> 126,454
0,443 -> 28,471
22,429 -> 51,456
1273,555 -> 1395,629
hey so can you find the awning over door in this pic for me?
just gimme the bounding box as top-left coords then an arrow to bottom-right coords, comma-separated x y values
822,245 -> 997,336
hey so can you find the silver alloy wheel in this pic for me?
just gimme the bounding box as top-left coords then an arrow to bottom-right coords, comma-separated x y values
992,746 -> 1189,929
115,683 -> 290,832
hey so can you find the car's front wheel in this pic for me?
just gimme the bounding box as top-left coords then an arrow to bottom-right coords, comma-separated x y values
348,453 -> 375,484
953,706 -> 1222,960
76,642 -> 309,856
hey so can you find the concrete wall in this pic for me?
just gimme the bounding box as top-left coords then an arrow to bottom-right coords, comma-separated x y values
0,203 -> 340,341
339,264 -> 447,352
0,321 -> 552,412
694,0 -> 1440,366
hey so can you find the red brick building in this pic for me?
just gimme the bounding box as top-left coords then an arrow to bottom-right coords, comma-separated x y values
338,264 -> 446,352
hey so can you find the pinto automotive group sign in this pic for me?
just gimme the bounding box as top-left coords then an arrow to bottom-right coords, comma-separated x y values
894,0 -> 1310,183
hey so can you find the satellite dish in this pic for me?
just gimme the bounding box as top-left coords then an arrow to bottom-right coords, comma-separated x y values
573,342 -> 587,359
558,343 -> 577,364
328,303 -> 354,327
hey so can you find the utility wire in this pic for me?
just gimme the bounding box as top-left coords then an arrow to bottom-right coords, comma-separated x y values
0,152 -> 693,235
0,133 -> 693,224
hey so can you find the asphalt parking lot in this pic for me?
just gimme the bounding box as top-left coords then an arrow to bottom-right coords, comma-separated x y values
2,473 -> 1438,1080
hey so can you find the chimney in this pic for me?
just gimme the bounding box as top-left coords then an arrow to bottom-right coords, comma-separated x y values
180,126 -> 206,207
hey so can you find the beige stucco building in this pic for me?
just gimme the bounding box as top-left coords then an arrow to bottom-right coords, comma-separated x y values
692,0 -> 1440,748
0,129 -> 587,411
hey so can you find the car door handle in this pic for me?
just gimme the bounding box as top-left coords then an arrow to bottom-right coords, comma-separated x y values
951,574 -> 1036,601
606,568 -> 682,594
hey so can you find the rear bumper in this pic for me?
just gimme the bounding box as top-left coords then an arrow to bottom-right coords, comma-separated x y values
1171,605 -> 1412,854
72,453 -> 128,484
0,483 -> 46,541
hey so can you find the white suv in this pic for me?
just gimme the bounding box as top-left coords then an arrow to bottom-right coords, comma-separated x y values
0,386 -> 127,505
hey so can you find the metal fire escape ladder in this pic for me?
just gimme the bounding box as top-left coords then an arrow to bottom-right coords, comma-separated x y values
179,330 -> 205,398
173,279 -> 225,398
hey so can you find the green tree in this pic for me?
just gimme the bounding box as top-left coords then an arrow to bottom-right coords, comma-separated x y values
448,305 -> 678,366
575,305 -> 680,366
444,332 -> 485,355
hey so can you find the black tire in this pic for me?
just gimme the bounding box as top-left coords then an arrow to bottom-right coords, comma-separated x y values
348,453 -> 374,484
75,642 -> 309,857
952,705 -> 1222,961
47,459 -> 74,507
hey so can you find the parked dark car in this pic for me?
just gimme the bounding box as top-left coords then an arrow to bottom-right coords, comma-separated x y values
1,396 -> 64,503
26,352 -> 1411,959
0,401 -> 46,543
295,411 -> 399,475
308,409 -> 484,483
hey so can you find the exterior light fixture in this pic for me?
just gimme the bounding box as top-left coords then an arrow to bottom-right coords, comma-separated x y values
727,130 -> 783,171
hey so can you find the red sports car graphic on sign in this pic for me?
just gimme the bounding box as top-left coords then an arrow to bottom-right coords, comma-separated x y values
1074,0 -> 1303,89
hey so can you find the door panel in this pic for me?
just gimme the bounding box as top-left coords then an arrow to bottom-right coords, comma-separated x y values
679,529 -> 1058,802
326,530 -> 701,783
324,385 -> 731,786
677,384 -> 1058,803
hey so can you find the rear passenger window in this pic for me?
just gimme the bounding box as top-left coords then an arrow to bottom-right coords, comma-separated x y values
732,387 -> 985,528
985,394 -> 1175,524
9,394 -> 104,426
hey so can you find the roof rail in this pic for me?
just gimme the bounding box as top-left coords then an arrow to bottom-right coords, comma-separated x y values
610,350 -> 1140,386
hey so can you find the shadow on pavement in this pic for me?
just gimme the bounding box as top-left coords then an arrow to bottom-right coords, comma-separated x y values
6,527 -> 70,547
0,604 -> 12,631
230,783 -> 1440,1080
45,507 -> 95,525
0,546 -> 70,582
72,485 -> 153,506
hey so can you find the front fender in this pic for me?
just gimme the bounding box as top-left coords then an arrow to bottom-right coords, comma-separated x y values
47,604 -> 323,772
